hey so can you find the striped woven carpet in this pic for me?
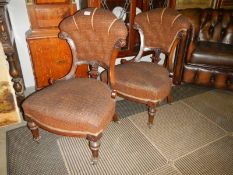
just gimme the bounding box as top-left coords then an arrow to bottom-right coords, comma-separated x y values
7,85 -> 233,175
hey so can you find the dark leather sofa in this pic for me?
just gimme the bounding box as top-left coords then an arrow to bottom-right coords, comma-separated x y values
179,8 -> 233,90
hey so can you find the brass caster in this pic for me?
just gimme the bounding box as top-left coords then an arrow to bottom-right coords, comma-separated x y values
33,136 -> 41,143
115,120 -> 121,124
147,123 -> 153,129
90,157 -> 98,165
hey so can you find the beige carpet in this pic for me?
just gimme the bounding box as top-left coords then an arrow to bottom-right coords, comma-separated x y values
57,119 -> 167,175
58,90 -> 233,175
129,102 -> 226,161
147,164 -> 181,175
183,90 -> 233,132
175,136 -> 233,175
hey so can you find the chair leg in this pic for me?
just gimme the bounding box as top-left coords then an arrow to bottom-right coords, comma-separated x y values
167,93 -> 173,104
112,113 -> 120,123
27,121 -> 41,142
89,64 -> 99,79
87,133 -> 102,165
148,104 -> 156,129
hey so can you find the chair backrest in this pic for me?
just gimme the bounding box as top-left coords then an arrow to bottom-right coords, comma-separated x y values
59,8 -> 128,67
135,8 -> 192,53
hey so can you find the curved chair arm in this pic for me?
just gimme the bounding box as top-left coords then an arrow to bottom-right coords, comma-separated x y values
166,32 -> 183,72
121,24 -> 145,64
108,39 -> 127,93
57,31 -> 79,81
52,31 -> 112,83
132,24 -> 145,62
172,28 -> 193,85
55,31 -> 126,93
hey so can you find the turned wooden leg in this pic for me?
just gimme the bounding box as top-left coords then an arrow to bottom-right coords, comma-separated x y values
89,64 -> 99,79
112,113 -> 120,123
87,133 -> 102,165
111,91 -> 119,123
27,121 -> 41,142
6,52 -> 25,107
148,104 -> 156,129
167,93 -> 173,104
151,49 -> 161,64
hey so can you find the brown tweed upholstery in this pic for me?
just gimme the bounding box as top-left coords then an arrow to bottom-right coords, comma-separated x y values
100,8 -> 190,127
22,79 -> 115,136
135,8 -> 191,53
22,8 -> 128,164
101,62 -> 171,102
59,8 -> 128,66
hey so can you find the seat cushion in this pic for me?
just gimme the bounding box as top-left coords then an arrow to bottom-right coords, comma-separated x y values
190,42 -> 233,67
22,78 -> 115,136
101,62 -> 171,102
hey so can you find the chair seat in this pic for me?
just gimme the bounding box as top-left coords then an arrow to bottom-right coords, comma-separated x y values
101,62 -> 171,102
22,78 -> 115,136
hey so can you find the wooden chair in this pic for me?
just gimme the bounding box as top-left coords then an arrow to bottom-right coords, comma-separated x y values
101,8 -> 192,128
22,8 -> 127,164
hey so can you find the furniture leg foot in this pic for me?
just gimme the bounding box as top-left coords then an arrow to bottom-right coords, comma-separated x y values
113,113 -> 120,123
27,121 -> 41,143
87,133 -> 102,165
167,93 -> 173,104
148,105 -> 156,128
90,155 -> 99,165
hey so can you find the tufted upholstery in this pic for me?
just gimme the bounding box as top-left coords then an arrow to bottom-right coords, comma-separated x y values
179,8 -> 233,90
59,8 -> 128,66
181,9 -> 233,44
22,8 -> 127,164
190,42 -> 233,66
22,79 -> 115,136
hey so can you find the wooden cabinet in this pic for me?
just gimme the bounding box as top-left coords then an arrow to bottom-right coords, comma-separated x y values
26,0 -> 88,89
27,31 -> 87,88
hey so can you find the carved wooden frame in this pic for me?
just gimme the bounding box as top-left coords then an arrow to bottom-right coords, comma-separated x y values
122,23 -> 192,85
24,31 -> 126,165
58,31 -> 126,97
117,21 -> 193,127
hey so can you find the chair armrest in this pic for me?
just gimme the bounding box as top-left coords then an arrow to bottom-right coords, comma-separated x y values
120,24 -> 145,64
49,31 -> 78,85
109,39 -> 127,91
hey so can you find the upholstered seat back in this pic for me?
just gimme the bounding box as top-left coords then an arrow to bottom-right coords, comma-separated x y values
59,8 -> 128,66
134,8 -> 191,53
180,8 -> 233,45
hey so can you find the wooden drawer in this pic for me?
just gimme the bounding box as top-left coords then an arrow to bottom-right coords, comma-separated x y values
27,3 -> 76,29
35,0 -> 70,4
27,35 -> 88,89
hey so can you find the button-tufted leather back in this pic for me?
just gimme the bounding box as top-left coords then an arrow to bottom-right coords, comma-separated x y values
59,8 -> 128,66
135,8 -> 192,53
179,8 -> 233,45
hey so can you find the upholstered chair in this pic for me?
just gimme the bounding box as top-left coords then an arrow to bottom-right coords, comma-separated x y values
101,8 -> 192,128
22,8 -> 127,164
